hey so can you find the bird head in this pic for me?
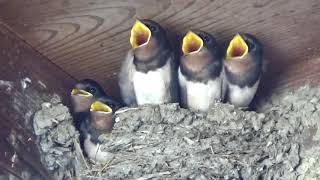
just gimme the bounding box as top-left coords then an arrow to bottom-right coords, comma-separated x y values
181,30 -> 222,74
130,19 -> 170,60
70,79 -> 105,113
226,33 -> 262,61
90,100 -> 113,132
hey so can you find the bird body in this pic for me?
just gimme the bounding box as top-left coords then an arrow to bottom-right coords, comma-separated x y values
179,68 -> 222,111
178,31 -> 223,111
83,134 -> 112,163
119,19 -> 178,106
223,33 -> 263,108
70,79 -> 121,163
132,56 -> 174,105
78,99 -> 114,163
226,80 -> 259,107
80,117 -> 111,163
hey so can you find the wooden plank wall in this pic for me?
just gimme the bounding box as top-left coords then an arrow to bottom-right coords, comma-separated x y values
0,23 -> 75,179
0,0 -> 320,96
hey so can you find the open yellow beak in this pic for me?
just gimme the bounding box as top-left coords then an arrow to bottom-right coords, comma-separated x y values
182,31 -> 203,55
90,101 -> 112,113
130,20 -> 151,49
71,89 -> 93,97
226,34 -> 249,59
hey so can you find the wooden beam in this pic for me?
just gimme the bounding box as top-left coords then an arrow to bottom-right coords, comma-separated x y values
0,23 -> 76,179
0,0 -> 319,95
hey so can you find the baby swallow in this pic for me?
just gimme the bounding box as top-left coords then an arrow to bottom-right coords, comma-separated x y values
70,80 -> 122,162
80,98 -> 114,163
70,79 -> 122,162
223,33 -> 263,108
71,79 -> 122,129
179,31 -> 224,112
119,19 -> 178,106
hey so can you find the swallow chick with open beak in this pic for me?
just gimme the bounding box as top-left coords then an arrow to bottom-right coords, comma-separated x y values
119,19 -> 178,106
71,79 -> 123,129
223,33 -> 263,108
178,31 -> 223,112
80,98 -> 115,163
70,79 -> 122,162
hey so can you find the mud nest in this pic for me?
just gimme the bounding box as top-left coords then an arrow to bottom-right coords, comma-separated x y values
33,86 -> 320,180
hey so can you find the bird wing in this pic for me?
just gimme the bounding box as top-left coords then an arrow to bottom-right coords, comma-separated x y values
118,50 -> 137,106
168,52 -> 180,103
178,67 -> 188,108
221,67 -> 228,102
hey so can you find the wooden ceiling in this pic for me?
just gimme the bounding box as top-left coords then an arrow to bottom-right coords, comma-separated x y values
1,0 -> 320,96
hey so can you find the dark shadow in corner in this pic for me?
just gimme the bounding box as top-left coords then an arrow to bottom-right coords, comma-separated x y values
250,42 -> 291,111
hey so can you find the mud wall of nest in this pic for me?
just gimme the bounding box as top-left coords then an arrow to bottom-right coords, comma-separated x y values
32,86 -> 320,180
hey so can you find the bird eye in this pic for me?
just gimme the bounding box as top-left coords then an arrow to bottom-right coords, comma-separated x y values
149,24 -> 158,32
246,40 -> 255,51
87,87 -> 96,94
203,35 -> 211,43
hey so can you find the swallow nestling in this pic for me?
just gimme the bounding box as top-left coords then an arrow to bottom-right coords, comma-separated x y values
178,31 -> 224,112
70,79 -> 122,129
70,79 -> 122,162
80,98 -> 114,163
119,19 -> 178,106
223,33 -> 263,108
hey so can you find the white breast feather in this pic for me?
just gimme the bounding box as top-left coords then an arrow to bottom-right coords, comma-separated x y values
84,135 -> 113,163
228,80 -> 260,107
132,61 -> 171,105
178,68 -> 222,111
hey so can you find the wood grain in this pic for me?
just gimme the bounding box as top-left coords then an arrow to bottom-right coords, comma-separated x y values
0,0 -> 320,96
0,23 -> 75,179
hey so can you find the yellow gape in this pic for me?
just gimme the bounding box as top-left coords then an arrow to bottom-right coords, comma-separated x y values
71,89 -> 93,97
182,31 -> 204,55
90,101 -> 112,113
226,33 -> 249,59
130,20 -> 152,49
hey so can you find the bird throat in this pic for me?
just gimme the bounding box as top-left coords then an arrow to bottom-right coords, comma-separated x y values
180,49 -> 221,82
134,37 -> 158,60
133,47 -> 171,73
224,57 -> 254,75
90,111 -> 113,132
182,50 -> 212,73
